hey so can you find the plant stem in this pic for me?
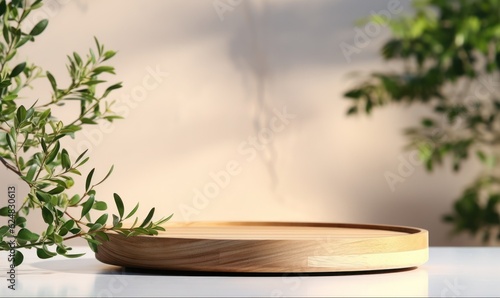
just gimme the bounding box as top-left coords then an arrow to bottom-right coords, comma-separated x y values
0,155 -> 21,176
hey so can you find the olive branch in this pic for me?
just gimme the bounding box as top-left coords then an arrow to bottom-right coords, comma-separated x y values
0,0 -> 171,266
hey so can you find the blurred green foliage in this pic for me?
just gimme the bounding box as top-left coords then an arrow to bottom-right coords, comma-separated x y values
345,0 -> 500,242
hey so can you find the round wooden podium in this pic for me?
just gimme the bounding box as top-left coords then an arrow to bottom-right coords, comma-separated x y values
95,222 -> 428,273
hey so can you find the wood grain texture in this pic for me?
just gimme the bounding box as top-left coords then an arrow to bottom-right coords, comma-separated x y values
95,222 -> 428,273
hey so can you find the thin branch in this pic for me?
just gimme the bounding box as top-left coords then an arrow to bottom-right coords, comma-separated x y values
0,155 -> 22,176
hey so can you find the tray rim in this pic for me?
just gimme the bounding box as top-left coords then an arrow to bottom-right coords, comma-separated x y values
117,221 -> 428,240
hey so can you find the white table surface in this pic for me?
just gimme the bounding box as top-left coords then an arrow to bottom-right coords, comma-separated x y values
1,246 -> 499,297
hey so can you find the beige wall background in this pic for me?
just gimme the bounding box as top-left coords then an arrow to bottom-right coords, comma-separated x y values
0,0 -> 483,245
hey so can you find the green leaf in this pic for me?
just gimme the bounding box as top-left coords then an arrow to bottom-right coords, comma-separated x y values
81,118 -> 97,125
86,237 -> 100,252
11,0 -> 22,7
92,66 -> 115,75
103,115 -> 123,122
40,138 -> 47,152
68,194 -> 80,206
48,185 -> 65,195
37,246 -> 57,259
35,191 -> 51,203
3,24 -> 10,44
5,49 -> 16,62
25,164 -> 38,182
41,207 -> 54,224
75,149 -> 88,164
81,196 -> 95,219
14,251 -> 24,267
30,0 -> 43,10
0,208 -> 12,217
10,62 -> 26,77
0,226 -> 10,237
16,105 -> 27,123
6,132 -> 15,152
422,118 -> 434,127
365,99 -> 373,114
56,245 -> 67,255
112,214 -> 120,227
103,50 -> 116,61
0,79 -> 11,88
93,201 -> 107,211
130,216 -> 138,229
46,71 -> 57,92
16,228 -> 31,241
88,223 -> 103,232
0,1 -> 6,17
73,52 -> 82,65
95,213 -> 108,226
131,227 -> 149,235
94,36 -> 103,55
83,79 -> 106,86
15,216 -> 27,227
15,36 -> 31,48
347,106 -> 358,115
85,168 -> 95,191
154,226 -> 166,232
29,19 -> 49,36
2,94 -> 17,101
17,228 -> 39,242
140,208 -> 155,228
69,169 -> 82,176
155,213 -> 174,226
95,165 -> 114,187
61,219 -> 75,231
70,228 -> 81,234
124,202 -> 139,220
61,149 -> 71,170
45,141 -> 60,164
39,109 -> 51,121
103,82 -> 122,98
87,242 -> 98,253
96,231 -> 110,242
344,89 -> 363,99
113,193 -> 124,219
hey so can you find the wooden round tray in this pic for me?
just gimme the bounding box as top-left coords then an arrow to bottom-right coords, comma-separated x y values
95,222 -> 428,273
